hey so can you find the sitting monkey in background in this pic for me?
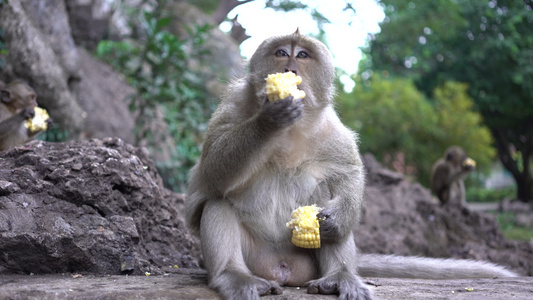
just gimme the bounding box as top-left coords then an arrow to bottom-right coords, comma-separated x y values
430,146 -> 476,206
0,79 -> 51,151
186,31 -> 516,300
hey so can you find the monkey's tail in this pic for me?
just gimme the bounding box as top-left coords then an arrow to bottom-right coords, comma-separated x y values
356,254 -> 518,279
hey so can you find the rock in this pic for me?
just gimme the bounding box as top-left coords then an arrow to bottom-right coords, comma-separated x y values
72,47 -> 136,143
0,271 -> 532,300
500,198 -> 532,213
166,2 -> 246,97
0,138 -> 201,275
65,0 -> 112,50
357,154 -> 533,276
363,153 -> 404,186
0,0 -> 136,142
1,141 -> 531,298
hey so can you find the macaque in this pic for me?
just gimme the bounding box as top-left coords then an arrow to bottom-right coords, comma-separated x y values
430,146 -> 476,206
186,31 -> 516,300
0,80 -> 49,151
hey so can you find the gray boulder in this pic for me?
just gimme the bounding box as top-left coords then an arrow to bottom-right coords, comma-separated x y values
0,138 -> 201,275
358,153 -> 533,276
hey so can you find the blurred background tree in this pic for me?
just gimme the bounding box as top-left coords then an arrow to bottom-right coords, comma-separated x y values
2,0 -> 529,202
339,75 -> 494,186
95,2 -> 213,191
360,0 -> 533,202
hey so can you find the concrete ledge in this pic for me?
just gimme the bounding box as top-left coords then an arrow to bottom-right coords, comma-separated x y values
1,269 -> 532,299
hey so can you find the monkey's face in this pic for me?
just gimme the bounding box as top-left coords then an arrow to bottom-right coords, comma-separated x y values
249,32 -> 336,109
445,146 -> 468,169
1,82 -> 38,113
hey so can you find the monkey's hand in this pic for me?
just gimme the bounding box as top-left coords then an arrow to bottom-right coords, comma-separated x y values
45,117 -> 54,129
257,96 -> 303,129
20,107 -> 35,120
317,207 -> 348,243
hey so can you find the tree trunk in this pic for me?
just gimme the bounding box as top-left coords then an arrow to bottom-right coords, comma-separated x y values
515,169 -> 533,203
0,0 -> 136,143
492,128 -> 533,203
0,0 -> 85,137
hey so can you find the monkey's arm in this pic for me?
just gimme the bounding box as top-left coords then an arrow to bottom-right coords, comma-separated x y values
430,163 -> 450,200
317,128 -> 365,242
0,108 -> 33,139
196,95 -> 303,196
449,165 -> 474,183
432,162 -> 472,199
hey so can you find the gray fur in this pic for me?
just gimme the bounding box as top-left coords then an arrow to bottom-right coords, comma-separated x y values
186,32 -> 516,300
430,146 -> 475,206
0,80 -> 41,151
357,254 -> 518,279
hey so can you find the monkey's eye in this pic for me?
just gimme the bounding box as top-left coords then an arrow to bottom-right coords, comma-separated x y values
297,51 -> 310,59
275,49 -> 289,57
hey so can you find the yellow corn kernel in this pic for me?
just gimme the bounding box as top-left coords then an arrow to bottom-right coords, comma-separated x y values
24,107 -> 50,133
286,205 -> 322,248
266,72 -> 306,102
462,157 -> 476,168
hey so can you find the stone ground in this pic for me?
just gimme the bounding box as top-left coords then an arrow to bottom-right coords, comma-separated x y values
0,269 -> 532,300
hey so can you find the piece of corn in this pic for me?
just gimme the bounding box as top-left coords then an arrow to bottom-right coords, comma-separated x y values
24,107 -> 50,133
266,72 -> 306,102
462,157 -> 476,168
286,205 -> 322,249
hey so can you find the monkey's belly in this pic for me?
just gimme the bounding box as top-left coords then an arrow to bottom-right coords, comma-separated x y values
245,243 -> 318,286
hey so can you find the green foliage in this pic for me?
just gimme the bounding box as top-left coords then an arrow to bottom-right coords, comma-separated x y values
466,186 -> 516,203
95,5 -> 213,192
338,75 -> 495,186
339,75 -> 435,180
0,27 -> 6,70
432,82 -> 496,170
366,0 -> 533,201
186,0 -> 219,14
496,212 -> 533,241
266,0 -> 309,11
39,128 -> 70,142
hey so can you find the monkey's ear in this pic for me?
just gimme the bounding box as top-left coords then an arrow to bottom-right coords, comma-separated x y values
1,90 -> 11,104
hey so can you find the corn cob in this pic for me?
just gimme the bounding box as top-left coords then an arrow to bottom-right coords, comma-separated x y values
462,157 -> 476,168
24,107 -> 50,133
286,205 -> 322,248
266,72 -> 306,102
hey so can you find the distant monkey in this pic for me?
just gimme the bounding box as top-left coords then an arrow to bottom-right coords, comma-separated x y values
0,80 -> 48,151
186,31 -> 516,300
430,146 -> 475,206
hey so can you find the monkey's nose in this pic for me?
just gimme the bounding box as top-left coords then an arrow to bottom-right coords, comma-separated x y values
284,69 -> 297,75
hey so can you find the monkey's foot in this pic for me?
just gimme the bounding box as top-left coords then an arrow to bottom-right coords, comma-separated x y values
211,270 -> 282,300
306,271 -> 372,300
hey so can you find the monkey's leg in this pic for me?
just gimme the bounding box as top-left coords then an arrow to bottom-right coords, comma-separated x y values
306,236 -> 372,300
200,200 -> 282,299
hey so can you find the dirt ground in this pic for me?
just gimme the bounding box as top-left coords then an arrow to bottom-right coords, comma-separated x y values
0,269 -> 532,300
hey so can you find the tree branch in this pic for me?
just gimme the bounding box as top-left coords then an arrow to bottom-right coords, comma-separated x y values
213,0 -> 254,25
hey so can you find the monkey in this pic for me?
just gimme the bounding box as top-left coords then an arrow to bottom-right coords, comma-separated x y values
430,146 -> 476,206
186,31 -> 517,300
0,79 -> 50,151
